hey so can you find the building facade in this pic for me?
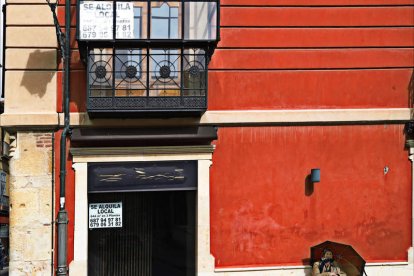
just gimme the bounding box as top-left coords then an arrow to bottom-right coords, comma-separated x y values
1,0 -> 414,275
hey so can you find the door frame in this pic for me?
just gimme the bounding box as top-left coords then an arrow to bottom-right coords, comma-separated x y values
69,146 -> 215,275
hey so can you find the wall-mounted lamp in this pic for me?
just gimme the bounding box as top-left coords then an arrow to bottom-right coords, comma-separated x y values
310,168 -> 320,183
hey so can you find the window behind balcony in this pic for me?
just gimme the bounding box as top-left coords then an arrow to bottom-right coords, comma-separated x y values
78,0 -> 219,116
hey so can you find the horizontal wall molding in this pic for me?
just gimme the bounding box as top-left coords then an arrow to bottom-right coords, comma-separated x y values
215,261 -> 410,272
215,265 -> 310,272
71,152 -> 214,164
213,261 -> 412,275
70,146 -> 215,157
202,108 -> 412,124
0,113 -> 59,129
1,109 -> 410,129
64,109 -> 412,127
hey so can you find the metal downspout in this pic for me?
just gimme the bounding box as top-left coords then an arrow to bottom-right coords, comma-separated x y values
50,0 -> 71,274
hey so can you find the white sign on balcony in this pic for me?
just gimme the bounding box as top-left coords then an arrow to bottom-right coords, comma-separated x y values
116,2 -> 134,39
79,1 -> 134,40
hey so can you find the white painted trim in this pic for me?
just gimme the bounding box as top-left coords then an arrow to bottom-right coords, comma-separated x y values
0,113 -> 59,128
214,261 -> 411,273
70,145 -> 215,156
366,262 -> 410,266
64,109 -> 411,127
0,108 -> 409,128
197,159 -> 215,274
410,147 -> 414,249
407,145 -> 414,266
215,265 -> 310,272
72,163 -> 88,262
72,153 -> 213,163
69,163 -> 88,276
200,108 -> 411,124
211,263 -> 414,276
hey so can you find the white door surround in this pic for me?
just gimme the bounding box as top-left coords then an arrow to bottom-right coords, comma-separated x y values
69,146 -> 216,276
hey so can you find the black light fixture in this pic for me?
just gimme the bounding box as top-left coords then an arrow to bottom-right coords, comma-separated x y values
310,168 -> 320,183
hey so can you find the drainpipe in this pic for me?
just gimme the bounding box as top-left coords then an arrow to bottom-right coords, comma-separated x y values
57,0 -> 71,273
47,0 -> 70,275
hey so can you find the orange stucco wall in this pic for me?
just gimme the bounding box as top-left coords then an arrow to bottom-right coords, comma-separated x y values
63,2 -> 414,112
210,125 -> 411,267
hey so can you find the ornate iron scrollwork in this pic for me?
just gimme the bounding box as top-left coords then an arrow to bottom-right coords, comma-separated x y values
90,61 -> 112,85
95,65 -> 107,80
125,65 -> 138,79
87,48 -> 208,113
159,65 -> 171,79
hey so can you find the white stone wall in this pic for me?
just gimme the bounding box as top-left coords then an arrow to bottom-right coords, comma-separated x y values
9,132 -> 53,275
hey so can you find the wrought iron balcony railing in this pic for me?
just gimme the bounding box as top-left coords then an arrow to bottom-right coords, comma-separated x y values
87,47 -> 208,115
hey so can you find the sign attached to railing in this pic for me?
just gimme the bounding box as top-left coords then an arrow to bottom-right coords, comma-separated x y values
116,2 -> 134,39
79,1 -> 134,40
89,202 -> 123,229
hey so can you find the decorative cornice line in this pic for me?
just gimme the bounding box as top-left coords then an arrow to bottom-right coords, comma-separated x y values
214,261 -> 411,273
0,109 -> 411,129
65,109 -> 411,127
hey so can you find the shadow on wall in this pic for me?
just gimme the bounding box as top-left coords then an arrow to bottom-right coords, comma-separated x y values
20,50 -> 56,98
305,174 -> 314,197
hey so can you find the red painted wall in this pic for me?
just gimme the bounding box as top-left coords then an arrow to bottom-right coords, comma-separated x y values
57,0 -> 414,270
208,69 -> 412,110
62,2 -> 414,111
207,1 -> 414,110
210,125 -> 411,267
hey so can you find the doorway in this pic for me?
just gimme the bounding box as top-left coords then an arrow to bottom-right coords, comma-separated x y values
88,191 -> 196,276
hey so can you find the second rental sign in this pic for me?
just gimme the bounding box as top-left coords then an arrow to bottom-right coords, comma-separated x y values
79,1 -> 134,40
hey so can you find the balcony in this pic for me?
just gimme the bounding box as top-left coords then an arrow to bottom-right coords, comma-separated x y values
77,0 -> 219,117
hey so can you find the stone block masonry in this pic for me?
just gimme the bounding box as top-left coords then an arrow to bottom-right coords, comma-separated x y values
9,132 -> 53,276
